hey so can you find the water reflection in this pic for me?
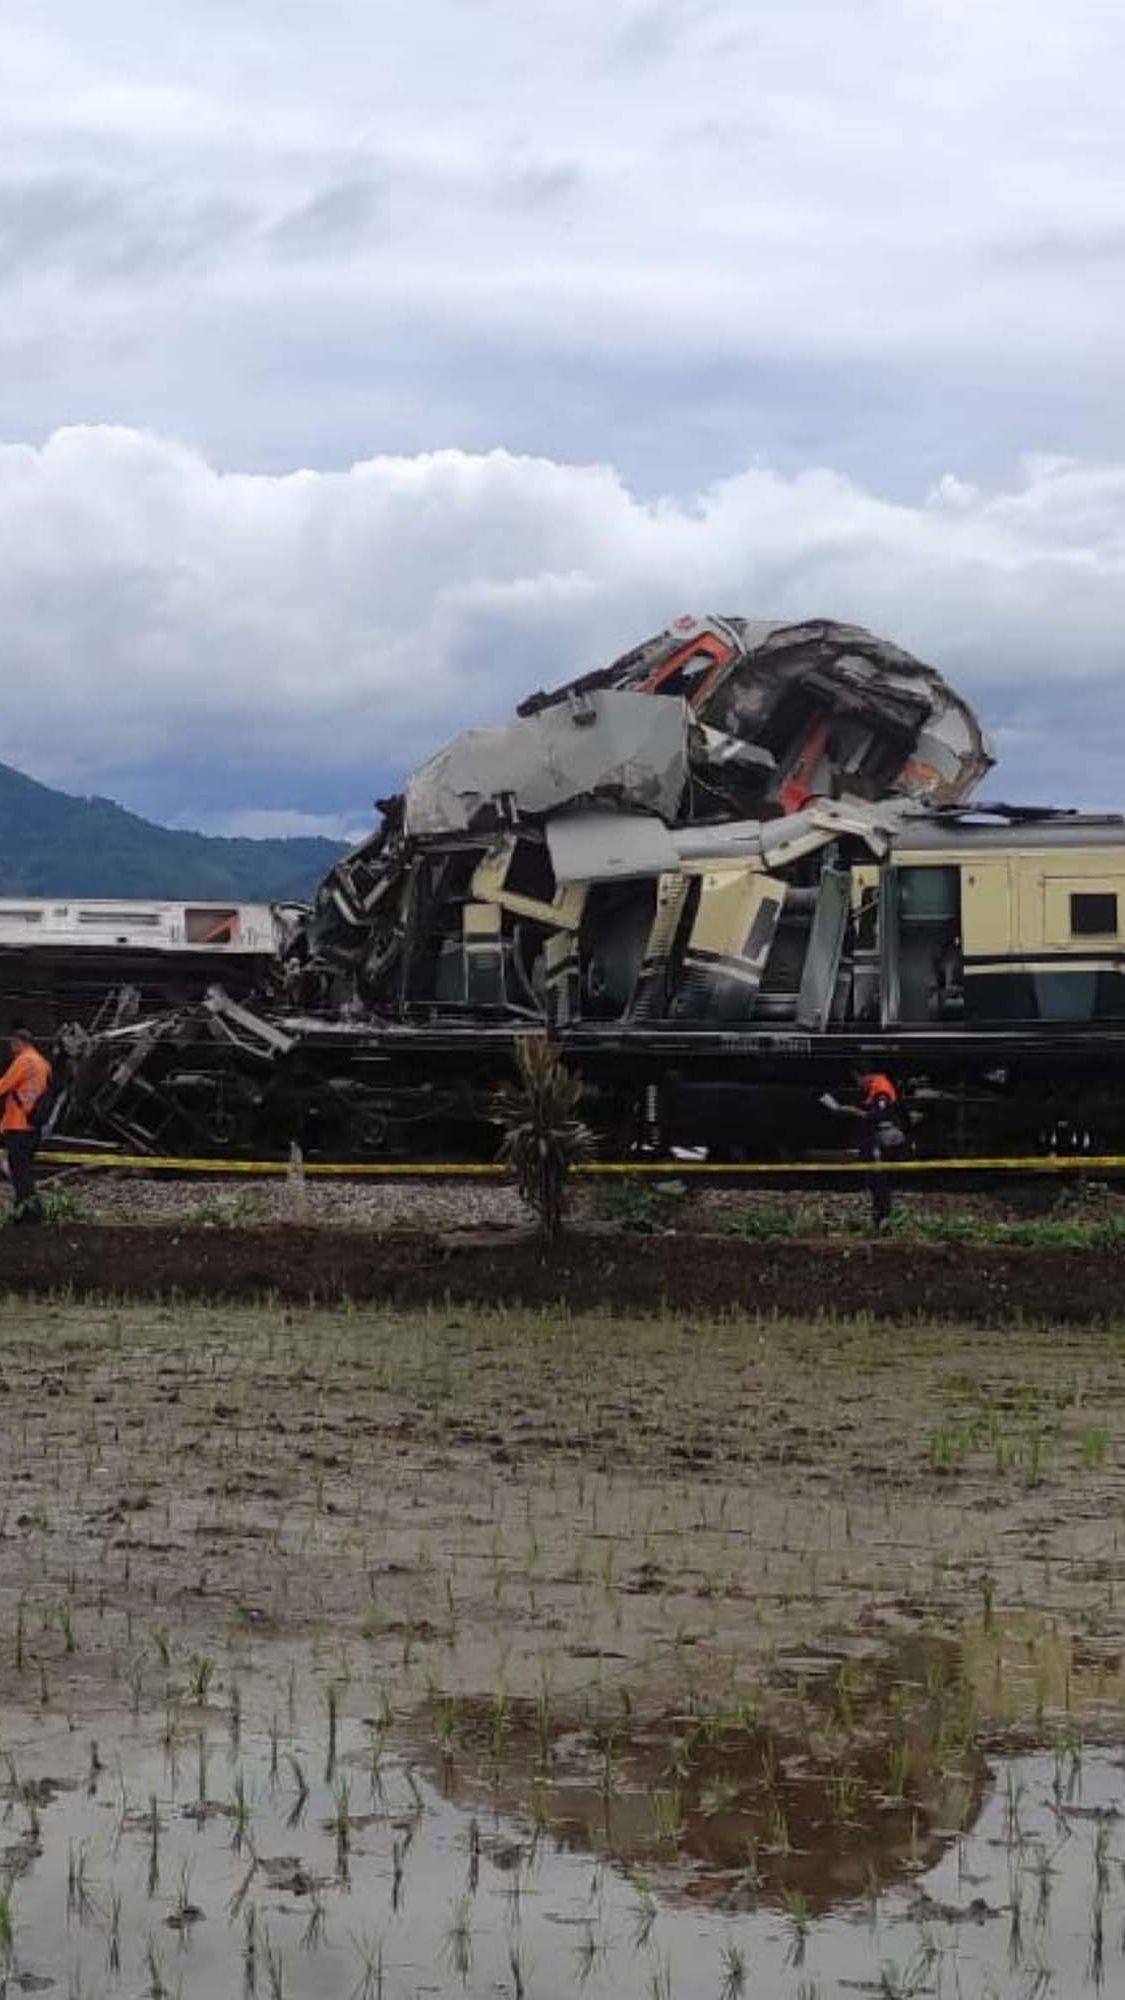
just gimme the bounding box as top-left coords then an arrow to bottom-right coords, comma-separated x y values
0,1629 -> 1120,1996
411,1632 -> 988,1912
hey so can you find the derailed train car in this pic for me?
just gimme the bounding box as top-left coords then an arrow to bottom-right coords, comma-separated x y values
55,616 -> 1125,1160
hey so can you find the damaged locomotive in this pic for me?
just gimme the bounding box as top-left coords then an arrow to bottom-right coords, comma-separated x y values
55,615 -> 1125,1159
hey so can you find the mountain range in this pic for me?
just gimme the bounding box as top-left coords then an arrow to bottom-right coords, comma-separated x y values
0,761 -> 346,902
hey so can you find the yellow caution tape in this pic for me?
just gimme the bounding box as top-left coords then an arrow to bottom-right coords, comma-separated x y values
38,1149 -> 1125,1179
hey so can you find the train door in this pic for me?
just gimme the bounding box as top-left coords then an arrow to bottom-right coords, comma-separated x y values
880,864 -> 963,1025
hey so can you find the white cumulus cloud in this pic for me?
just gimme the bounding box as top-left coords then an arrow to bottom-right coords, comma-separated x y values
1,425 -> 1124,823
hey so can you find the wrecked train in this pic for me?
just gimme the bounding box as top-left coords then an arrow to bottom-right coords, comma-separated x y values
54,615 -> 1125,1159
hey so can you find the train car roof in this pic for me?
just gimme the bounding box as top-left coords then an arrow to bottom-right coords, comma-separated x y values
894,806 -> 1125,852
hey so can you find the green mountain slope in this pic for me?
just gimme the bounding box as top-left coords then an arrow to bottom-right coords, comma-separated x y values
0,762 -> 345,901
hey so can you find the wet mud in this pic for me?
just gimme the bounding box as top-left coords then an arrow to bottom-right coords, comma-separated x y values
2,1221 -> 1125,1320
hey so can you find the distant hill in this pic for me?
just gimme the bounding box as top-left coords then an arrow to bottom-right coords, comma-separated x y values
0,762 -> 346,901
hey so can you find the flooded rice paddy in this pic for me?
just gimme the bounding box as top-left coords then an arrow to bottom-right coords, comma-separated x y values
1,1636 -> 1123,1998
3,1299 -> 1125,1994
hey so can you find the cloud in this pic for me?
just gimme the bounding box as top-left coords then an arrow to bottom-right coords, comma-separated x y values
270,181 -> 380,261
0,174 -> 249,282
2,1 -> 1125,498
0,425 -> 1124,827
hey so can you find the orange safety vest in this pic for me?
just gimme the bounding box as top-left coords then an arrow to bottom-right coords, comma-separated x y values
858,1072 -> 897,1107
0,1046 -> 51,1133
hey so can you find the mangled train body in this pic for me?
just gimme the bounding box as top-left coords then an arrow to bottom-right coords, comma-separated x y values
55,617 -> 1125,1159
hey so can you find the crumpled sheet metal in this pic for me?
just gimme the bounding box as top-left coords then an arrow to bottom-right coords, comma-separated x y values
697,620 -> 995,807
520,614 -> 994,810
404,690 -> 688,837
546,795 -> 916,884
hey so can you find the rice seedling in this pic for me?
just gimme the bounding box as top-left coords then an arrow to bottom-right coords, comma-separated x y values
632,1888 -> 658,1951
719,1938 -> 748,1999
301,1888 -> 327,1951
241,1901 -> 258,1996
442,1894 -> 473,1983
1081,1425 -> 1111,1469
142,1932 -> 167,1998
146,1794 -> 161,1897
325,1680 -> 340,1780
766,1798 -> 792,1856
506,1934 -> 527,2000
647,1950 -> 673,2000
106,1885 -> 122,1975
171,1858 -> 202,1933
782,1888 -> 811,1969
188,1655 -> 214,1705
262,1924 -> 285,2000
230,1767 -> 253,1853
285,1753 -> 309,1829
348,1928 -> 385,2000
391,1830 -> 407,1912
875,1947 -> 939,1999
651,1789 -> 685,1843
66,1839 -> 94,1922
465,1816 -> 481,1898
332,1776 -> 352,1877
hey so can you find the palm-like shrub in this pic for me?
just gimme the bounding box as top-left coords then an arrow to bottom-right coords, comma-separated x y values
494,1036 -> 594,1244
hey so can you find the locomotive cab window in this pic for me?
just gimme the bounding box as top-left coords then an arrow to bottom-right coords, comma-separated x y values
1071,892 -> 1118,938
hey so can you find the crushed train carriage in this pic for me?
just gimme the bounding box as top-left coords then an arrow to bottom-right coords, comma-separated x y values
52,615 -> 1125,1160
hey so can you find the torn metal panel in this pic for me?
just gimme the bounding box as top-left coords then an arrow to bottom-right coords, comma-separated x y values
405,689 -> 688,837
673,797 -> 917,872
670,871 -> 787,1023
471,839 -> 588,930
202,986 -> 297,1060
796,864 -> 852,1032
628,872 -> 692,1021
546,810 -> 681,885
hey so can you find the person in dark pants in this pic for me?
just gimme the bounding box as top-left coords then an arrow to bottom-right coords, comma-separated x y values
822,1071 -> 908,1229
0,1024 -> 51,1225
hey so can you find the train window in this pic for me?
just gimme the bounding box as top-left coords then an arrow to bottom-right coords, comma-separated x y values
743,894 -> 782,964
896,866 -> 959,920
1071,892 -> 1118,938
186,908 -> 238,945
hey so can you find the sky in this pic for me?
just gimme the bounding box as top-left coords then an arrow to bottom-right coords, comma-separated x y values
2,0 -> 1125,837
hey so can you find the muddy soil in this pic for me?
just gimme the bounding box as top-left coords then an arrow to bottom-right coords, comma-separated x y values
1,1298 -> 1125,1731
2,1220 -> 1124,1320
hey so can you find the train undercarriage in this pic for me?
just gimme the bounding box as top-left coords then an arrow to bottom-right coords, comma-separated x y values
52,992 -> 1125,1164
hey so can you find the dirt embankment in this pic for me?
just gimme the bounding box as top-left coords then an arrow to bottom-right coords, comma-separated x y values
3,1221 -> 1123,1320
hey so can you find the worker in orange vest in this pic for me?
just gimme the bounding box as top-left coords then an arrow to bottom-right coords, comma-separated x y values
821,1070 -> 909,1228
0,1024 -> 51,1224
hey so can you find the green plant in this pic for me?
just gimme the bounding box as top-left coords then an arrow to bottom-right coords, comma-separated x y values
598,1178 -> 687,1234
493,1036 -> 593,1245
39,1185 -> 92,1225
720,1200 -> 803,1241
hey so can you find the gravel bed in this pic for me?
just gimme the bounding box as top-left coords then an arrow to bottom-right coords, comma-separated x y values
44,1169 -> 529,1233
37,1166 -> 1125,1235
